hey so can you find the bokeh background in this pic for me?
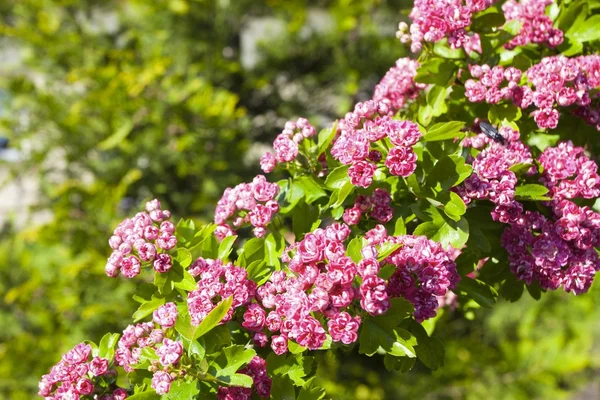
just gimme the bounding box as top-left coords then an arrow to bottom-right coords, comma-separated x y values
0,1 -> 599,398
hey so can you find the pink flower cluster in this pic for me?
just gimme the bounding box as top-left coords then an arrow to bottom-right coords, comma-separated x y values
38,343 -> 127,399
465,56 -> 600,130
217,356 -> 272,399
343,189 -> 394,226
187,258 -> 256,326
372,58 -> 426,112
331,100 -> 421,188
456,126 -> 533,207
114,322 -> 165,372
260,117 -> 317,173
502,0 -> 563,49
241,223 -> 458,353
105,199 -> 176,278
214,175 -> 280,239
114,323 -> 183,396
375,234 -> 460,322
460,135 -> 600,294
401,0 -> 491,53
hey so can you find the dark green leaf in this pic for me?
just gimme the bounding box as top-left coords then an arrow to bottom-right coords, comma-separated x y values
455,278 -> 498,308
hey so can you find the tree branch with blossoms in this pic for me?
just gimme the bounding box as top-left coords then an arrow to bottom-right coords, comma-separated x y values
39,0 -> 600,398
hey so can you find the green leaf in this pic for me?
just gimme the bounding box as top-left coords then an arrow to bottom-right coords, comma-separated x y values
195,296 -> 233,339
418,104 -> 434,127
405,319 -> 445,370
394,217 -> 407,235
433,40 -> 465,59
280,180 -> 305,214
471,7 -> 506,31
501,19 -> 523,36
238,238 -> 265,267
377,242 -> 402,262
426,86 -> 448,117
455,278 -> 498,308
317,121 -> 338,156
220,373 -> 254,388
359,320 -> 417,358
423,121 -> 465,142
415,58 -> 457,86
209,345 -> 256,382
292,201 -> 320,241
426,155 -> 473,191
161,379 -> 199,399
296,176 -> 327,204
332,180 -> 354,208
132,295 -> 165,322
514,184 -> 550,201
98,333 -> 120,360
265,232 -> 285,269
346,237 -> 366,263
325,165 -> 350,189
557,1 -> 588,32
218,235 -> 237,260
175,248 -> 193,268
127,391 -> 160,400
267,353 -> 314,386
371,297 -> 414,331
569,15 -> 600,42
488,103 -> 521,124
270,375 -> 296,400
526,280 -> 543,300
298,377 -> 326,400
499,273 -> 525,302
384,354 -> 416,372
413,207 -> 470,249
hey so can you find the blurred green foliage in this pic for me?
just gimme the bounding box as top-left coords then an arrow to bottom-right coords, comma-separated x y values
0,0 -> 598,398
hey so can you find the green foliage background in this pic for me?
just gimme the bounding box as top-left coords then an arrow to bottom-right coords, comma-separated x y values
0,0 -> 598,398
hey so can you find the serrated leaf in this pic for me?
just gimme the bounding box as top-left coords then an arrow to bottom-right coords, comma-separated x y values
296,176 -> 327,204
218,235 -> 237,260
455,278 -> 498,308
514,184 -> 550,201
98,333 -> 120,360
325,165 -> 350,190
209,345 -> 256,383
161,380 -> 200,399
426,155 -> 473,191
132,295 -> 165,322
127,391 -> 160,400
423,121 -> 465,141
405,320 -> 445,370
317,121 -> 338,156
298,377 -> 326,400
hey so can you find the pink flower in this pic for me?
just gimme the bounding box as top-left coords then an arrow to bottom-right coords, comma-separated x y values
348,161 -> 377,188
156,339 -> 183,366
153,302 -> 178,328
89,356 -> 109,376
153,253 -> 173,273
151,371 -> 172,395
242,304 -> 267,332
328,312 -> 361,344
343,207 -> 362,225
62,343 -> 92,365
385,146 -> 417,177
271,335 -> 288,355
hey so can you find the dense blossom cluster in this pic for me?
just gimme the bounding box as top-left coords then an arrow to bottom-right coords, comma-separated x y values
459,134 -> 600,294
457,126 -> 533,207
260,117 -> 317,174
332,99 -> 422,187
465,55 -> 600,130
39,343 -> 127,399
376,234 -> 460,322
217,356 -> 272,399
187,257 -> 256,326
105,199 -> 176,278
502,0 -> 563,49
372,58 -> 425,112
114,323 -> 183,395
398,0 -> 491,53
239,223 -> 458,354
343,189 -> 394,225
214,175 -> 280,239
